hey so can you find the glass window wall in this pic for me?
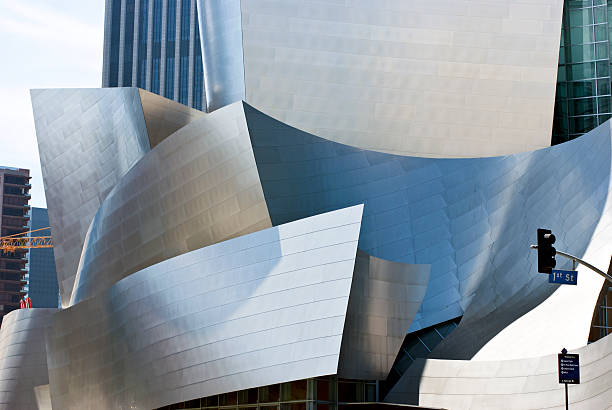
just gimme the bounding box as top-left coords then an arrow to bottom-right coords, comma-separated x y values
553,0 -> 612,144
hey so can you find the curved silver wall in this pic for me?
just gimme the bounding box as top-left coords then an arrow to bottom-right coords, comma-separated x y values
244,103 -> 611,358
32,88 -> 612,362
31,88 -> 205,307
339,251 -> 429,380
196,0 -> 245,112
30,86 -> 612,407
0,309 -> 58,410
197,0 -> 562,157
31,88 -> 150,307
386,332 -> 612,409
71,101 -> 271,305
137,89 -> 206,147
48,206 -> 365,409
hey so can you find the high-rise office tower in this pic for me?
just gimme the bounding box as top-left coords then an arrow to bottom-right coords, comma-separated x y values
102,0 -> 205,110
28,208 -> 59,308
0,167 -> 30,323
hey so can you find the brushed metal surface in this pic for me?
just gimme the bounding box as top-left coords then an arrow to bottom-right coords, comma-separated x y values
31,88 -> 151,307
245,103 -> 610,357
0,309 -> 58,410
196,0 -> 245,112
386,332 -> 612,409
31,88 -> 205,307
70,101 -> 271,305
33,385 -> 51,410
338,250 -> 430,380
47,206 -> 363,410
28,84 -> 612,409
138,88 -> 205,147
236,0 -> 562,157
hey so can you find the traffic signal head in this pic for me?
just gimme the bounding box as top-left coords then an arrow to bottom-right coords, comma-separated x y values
537,228 -> 556,273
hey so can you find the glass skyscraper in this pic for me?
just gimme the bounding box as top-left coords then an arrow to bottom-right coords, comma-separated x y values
102,0 -> 205,110
553,0 -> 612,144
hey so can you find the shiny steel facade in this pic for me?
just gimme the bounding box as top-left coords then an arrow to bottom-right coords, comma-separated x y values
30,88 -> 203,307
31,88 -> 149,307
245,103 -> 609,350
70,101 -> 271,305
27,88 -> 612,409
196,0 -> 244,112
191,0 -> 564,157
386,331 -> 612,409
47,206 -> 367,409
339,251 -> 429,380
0,308 -> 58,410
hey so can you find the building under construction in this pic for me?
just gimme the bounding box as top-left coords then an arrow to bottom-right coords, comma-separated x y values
0,167 -> 30,323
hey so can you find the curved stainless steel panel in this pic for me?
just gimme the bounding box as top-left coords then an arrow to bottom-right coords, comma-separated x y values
386,332 -> 612,409
239,0 -> 562,157
338,250 -> 430,380
31,88 -> 151,307
138,89 -> 206,147
244,103 -> 610,357
0,308 -> 58,410
31,88 -> 207,307
70,101 -> 271,305
196,0 -> 245,112
46,206 -> 363,410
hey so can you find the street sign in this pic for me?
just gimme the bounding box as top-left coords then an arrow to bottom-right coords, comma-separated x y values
549,270 -> 578,285
558,352 -> 580,384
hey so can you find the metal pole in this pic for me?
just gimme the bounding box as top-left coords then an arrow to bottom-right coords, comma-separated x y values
530,245 -> 612,282
565,383 -> 568,410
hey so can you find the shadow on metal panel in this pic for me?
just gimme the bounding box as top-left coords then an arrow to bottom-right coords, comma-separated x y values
244,101 -> 611,359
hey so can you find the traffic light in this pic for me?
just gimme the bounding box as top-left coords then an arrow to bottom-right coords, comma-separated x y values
537,228 -> 556,273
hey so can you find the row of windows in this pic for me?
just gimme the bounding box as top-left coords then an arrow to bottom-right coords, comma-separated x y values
3,186 -> 27,195
166,0 -> 177,99
558,60 -> 612,81
123,0 -> 136,84
557,78 -> 611,99
567,0 -> 607,9
556,96 -> 612,116
156,377 -> 377,410
2,207 -> 27,217
3,196 -> 27,206
107,0 -> 122,86
151,0 -> 163,93
560,42 -> 610,64
562,23 -> 610,44
554,113 -> 611,136
567,5 -> 608,28
0,272 -> 22,281
106,0 -> 205,109
137,0 -> 149,88
2,175 -> 28,185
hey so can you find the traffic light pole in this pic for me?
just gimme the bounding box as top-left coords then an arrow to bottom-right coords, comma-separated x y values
530,245 -> 612,282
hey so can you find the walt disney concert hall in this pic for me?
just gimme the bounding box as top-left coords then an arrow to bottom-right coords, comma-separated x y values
3,0 -> 612,409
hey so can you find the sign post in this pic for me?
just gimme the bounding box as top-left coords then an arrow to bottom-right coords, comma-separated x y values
558,348 -> 579,410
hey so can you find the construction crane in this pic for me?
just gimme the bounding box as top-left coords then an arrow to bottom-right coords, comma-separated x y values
0,227 -> 53,253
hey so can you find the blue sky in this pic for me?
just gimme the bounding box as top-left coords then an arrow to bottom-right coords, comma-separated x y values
0,0 -> 105,207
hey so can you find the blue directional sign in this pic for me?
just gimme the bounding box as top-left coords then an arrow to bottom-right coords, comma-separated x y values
549,269 -> 578,285
558,353 -> 580,384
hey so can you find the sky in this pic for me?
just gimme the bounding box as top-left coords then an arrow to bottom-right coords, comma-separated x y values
0,0 -> 105,208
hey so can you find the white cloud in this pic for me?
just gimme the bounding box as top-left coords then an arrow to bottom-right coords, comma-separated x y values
0,0 -> 105,207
